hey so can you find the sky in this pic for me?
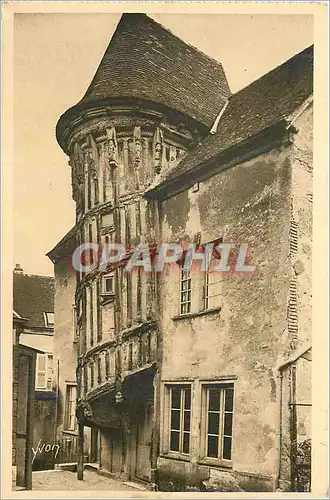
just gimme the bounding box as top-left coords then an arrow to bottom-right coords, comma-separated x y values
13,13 -> 313,276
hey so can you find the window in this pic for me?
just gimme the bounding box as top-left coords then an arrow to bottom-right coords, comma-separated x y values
204,267 -> 222,310
73,304 -> 78,343
180,267 -> 191,315
103,273 -> 114,294
44,312 -> 54,327
202,384 -> 234,462
169,386 -> 191,454
36,353 -> 53,390
65,385 -> 77,432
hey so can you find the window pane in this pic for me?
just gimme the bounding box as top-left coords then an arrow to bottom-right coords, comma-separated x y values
186,302 -> 191,313
208,389 -> 220,411
170,431 -> 180,451
71,386 -> 77,401
225,388 -> 234,412
37,373 -> 45,388
207,435 -> 219,458
208,412 -> 220,435
183,432 -> 190,454
224,412 -> 233,436
48,355 -> 53,369
38,355 -> 46,371
105,278 -> 113,292
184,389 -> 191,409
223,436 -> 232,460
171,410 -> 181,430
171,388 -> 181,409
184,410 -> 190,431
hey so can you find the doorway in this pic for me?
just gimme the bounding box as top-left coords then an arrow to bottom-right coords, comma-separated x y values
135,401 -> 153,482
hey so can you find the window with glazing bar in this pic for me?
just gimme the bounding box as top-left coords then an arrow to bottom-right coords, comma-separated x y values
65,384 -> 77,432
169,386 -> 191,454
202,384 -> 234,462
180,266 -> 191,314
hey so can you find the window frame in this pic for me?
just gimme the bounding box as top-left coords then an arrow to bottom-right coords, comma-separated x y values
102,273 -> 115,295
162,382 -> 192,459
64,384 -> 78,433
35,353 -> 54,391
199,381 -> 234,467
43,311 -> 54,328
179,266 -> 192,315
203,266 -> 222,311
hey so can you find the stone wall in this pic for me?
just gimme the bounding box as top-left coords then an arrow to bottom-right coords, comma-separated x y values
157,142 -> 293,489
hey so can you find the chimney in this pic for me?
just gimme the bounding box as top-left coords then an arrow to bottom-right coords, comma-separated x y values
13,263 -> 24,274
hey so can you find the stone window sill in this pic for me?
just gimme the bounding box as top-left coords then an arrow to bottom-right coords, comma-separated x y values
160,452 -> 191,463
197,458 -> 233,469
172,307 -> 221,322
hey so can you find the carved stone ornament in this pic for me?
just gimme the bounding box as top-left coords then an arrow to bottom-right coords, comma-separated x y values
133,126 -> 142,169
154,127 -> 163,174
106,126 -> 118,167
83,403 -> 93,419
115,390 -> 124,404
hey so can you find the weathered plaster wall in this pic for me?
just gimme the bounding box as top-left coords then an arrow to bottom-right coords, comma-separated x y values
291,104 -> 313,347
53,257 -> 77,437
278,105 -> 313,491
158,144 -> 293,487
19,332 -> 53,353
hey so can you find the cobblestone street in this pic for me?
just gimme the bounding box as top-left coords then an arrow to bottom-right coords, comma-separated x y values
32,469 -> 146,492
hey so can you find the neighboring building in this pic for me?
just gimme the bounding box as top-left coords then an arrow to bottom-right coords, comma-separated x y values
12,312 -> 41,490
53,14 -> 312,492
47,228 -> 96,464
13,265 -> 57,470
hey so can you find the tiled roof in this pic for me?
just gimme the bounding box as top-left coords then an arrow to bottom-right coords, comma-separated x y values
47,226 -> 76,263
13,273 -> 55,330
59,13 -> 230,129
154,44 -> 313,189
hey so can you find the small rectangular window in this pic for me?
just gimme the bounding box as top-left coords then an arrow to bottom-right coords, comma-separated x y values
36,353 -> 53,390
102,273 -> 115,295
65,385 -> 77,432
168,385 -> 191,454
44,312 -> 54,327
180,267 -> 191,315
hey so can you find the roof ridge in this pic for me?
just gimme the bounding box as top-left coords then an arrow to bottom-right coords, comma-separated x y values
14,273 -> 54,279
230,44 -> 313,101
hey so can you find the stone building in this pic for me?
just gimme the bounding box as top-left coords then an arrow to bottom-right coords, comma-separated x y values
12,311 -> 38,489
13,265 -> 57,470
47,228 -> 97,464
52,13 -> 312,492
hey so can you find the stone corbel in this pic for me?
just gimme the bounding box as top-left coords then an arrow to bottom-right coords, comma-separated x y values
106,126 -> 118,168
154,127 -> 163,174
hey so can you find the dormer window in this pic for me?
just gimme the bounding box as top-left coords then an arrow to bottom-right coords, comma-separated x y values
44,312 -> 54,328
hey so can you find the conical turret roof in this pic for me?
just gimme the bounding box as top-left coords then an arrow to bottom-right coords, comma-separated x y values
57,13 -> 230,146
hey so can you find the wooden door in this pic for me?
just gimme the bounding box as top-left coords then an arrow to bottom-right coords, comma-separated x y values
135,402 -> 153,482
15,354 -> 34,489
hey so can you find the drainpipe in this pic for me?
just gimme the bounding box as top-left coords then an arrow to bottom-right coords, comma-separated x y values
274,368 -> 284,491
274,343 -> 311,491
53,360 -> 60,446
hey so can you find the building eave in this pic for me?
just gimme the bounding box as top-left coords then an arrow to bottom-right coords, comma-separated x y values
145,120 -> 291,201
